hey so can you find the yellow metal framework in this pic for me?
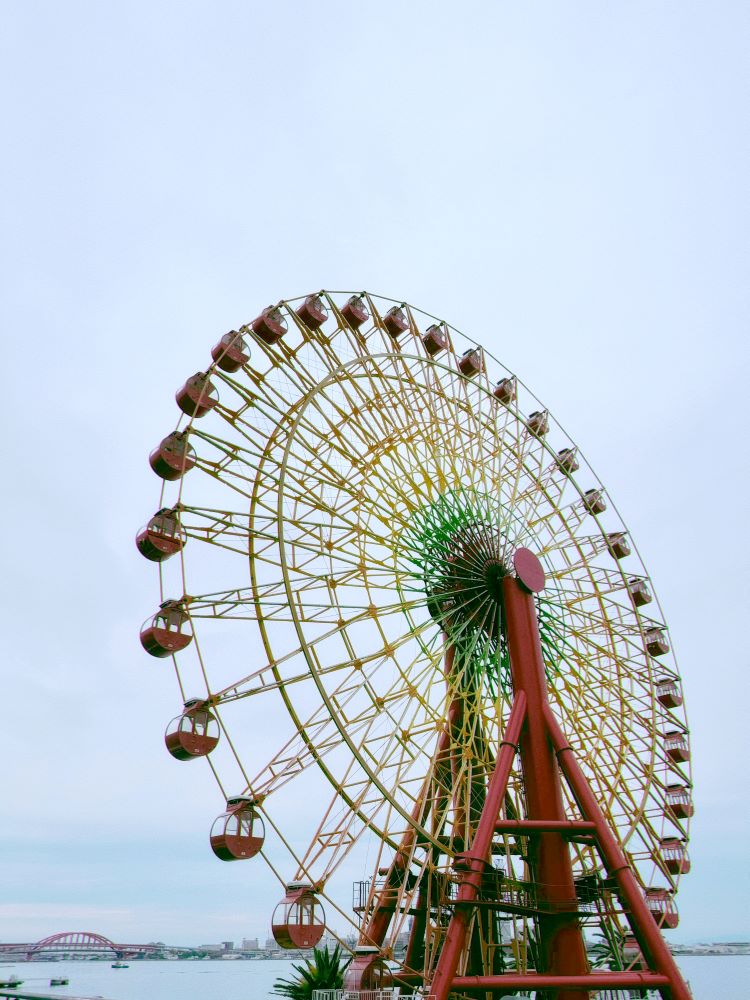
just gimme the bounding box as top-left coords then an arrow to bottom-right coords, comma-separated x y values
144,290 -> 691,978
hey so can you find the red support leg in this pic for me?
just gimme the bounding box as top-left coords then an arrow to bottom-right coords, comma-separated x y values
428,692 -> 527,1000
501,573 -> 591,998
420,550 -> 692,1000
544,703 -> 693,1000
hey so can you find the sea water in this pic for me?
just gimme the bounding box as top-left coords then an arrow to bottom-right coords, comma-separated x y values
1,955 -> 746,1000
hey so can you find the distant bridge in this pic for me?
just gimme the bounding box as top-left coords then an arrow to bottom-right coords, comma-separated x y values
0,931 -> 203,960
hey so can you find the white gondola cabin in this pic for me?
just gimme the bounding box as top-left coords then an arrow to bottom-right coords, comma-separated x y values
645,626 -> 670,657
556,448 -> 579,473
607,532 -> 631,560
582,489 -> 606,515
526,410 -> 549,436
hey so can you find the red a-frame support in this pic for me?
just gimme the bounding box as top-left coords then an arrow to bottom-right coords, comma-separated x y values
427,554 -> 692,1000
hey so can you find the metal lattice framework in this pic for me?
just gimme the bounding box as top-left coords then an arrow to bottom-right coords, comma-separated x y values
138,291 -> 691,994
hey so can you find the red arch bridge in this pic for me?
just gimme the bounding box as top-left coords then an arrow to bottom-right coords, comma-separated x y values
0,931 -> 202,960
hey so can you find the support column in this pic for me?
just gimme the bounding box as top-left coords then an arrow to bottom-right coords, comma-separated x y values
545,703 -> 693,1000
428,693 -> 527,1000
501,569 -> 590,999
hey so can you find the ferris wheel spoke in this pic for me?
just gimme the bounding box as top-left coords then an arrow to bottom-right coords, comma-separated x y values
554,614 -> 651,677
541,532 -> 624,576
503,460 -> 570,542
300,787 -> 373,881
550,563 -> 639,606
297,371 -> 484,521
211,653 -> 354,705
246,681 -> 417,806
372,353 -> 485,489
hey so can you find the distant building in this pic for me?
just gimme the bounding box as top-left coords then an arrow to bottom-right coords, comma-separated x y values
242,938 -> 259,951
265,938 -> 276,951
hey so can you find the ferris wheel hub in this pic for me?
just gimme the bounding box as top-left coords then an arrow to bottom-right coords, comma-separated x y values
513,547 -> 546,593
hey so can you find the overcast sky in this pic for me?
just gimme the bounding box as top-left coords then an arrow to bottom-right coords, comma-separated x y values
0,1 -> 747,947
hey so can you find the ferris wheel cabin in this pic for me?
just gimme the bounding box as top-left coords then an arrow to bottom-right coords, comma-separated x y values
628,577 -> 653,606
458,347 -> 484,377
175,372 -> 219,418
666,783 -> 694,819
164,699 -> 219,760
140,601 -> 193,657
422,322 -> 450,357
660,837 -> 691,875
210,796 -> 265,861
645,887 -> 679,929
607,531 -> 631,559
657,676 -> 684,708
252,305 -> 288,345
526,409 -> 549,435
556,447 -> 580,473
136,507 -> 184,562
296,294 -> 328,330
493,376 -> 517,404
382,305 -> 409,338
149,431 -> 196,481
645,626 -> 670,657
341,294 -> 369,328
665,729 -> 690,763
623,934 -> 644,967
582,488 -> 607,515
211,330 -> 250,372
271,882 -> 325,949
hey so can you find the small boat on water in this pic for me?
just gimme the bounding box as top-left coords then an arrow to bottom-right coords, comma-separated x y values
0,976 -> 23,987
111,961 -> 129,968
50,977 -> 69,986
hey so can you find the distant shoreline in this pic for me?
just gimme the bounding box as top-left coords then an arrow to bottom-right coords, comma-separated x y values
3,947 -> 749,962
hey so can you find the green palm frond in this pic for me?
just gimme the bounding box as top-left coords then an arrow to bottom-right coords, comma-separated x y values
272,944 -> 351,999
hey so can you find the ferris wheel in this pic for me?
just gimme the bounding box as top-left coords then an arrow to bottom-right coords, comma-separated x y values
137,291 -> 693,999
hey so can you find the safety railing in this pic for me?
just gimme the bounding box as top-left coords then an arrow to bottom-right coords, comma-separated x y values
593,990 -> 658,999
312,991 -> 436,1000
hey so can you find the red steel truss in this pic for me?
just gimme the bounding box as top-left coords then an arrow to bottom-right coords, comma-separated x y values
352,550 -> 693,1000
